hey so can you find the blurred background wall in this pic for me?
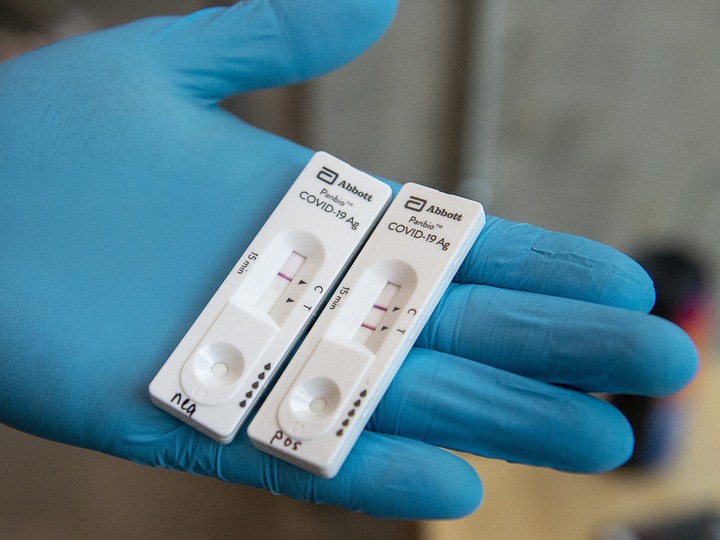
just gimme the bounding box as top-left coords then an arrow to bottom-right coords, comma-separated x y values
2,1 -> 719,538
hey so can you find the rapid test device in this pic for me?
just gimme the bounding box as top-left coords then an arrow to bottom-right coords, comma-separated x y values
149,152 -> 392,443
248,183 -> 485,478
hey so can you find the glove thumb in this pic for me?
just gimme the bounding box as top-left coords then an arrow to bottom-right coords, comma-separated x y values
149,0 -> 397,101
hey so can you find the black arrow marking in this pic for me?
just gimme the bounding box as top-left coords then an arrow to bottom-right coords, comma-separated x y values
299,280 -> 307,285
286,298 -> 295,303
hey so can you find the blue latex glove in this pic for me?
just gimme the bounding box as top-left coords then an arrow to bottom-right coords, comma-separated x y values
0,0 -> 698,520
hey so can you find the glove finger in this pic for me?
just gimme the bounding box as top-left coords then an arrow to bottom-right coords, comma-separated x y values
369,348 -> 633,473
128,417 -> 481,520
455,216 -> 655,312
417,283 -> 698,396
149,0 -> 397,101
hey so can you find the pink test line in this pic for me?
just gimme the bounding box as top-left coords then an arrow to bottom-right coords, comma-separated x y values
361,323 -> 377,331
372,304 -> 388,311
277,272 -> 293,282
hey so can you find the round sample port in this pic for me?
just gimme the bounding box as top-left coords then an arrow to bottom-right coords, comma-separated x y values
288,377 -> 341,423
191,342 -> 244,389
211,362 -> 229,378
310,398 -> 327,413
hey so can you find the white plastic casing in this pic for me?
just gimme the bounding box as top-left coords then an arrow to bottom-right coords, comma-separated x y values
149,152 -> 391,443
247,183 -> 485,477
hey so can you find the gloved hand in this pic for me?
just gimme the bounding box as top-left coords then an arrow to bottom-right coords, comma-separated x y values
0,0 -> 698,520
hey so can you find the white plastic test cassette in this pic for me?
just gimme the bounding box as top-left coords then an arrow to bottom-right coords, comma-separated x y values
149,152 -> 391,443
248,183 -> 485,477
